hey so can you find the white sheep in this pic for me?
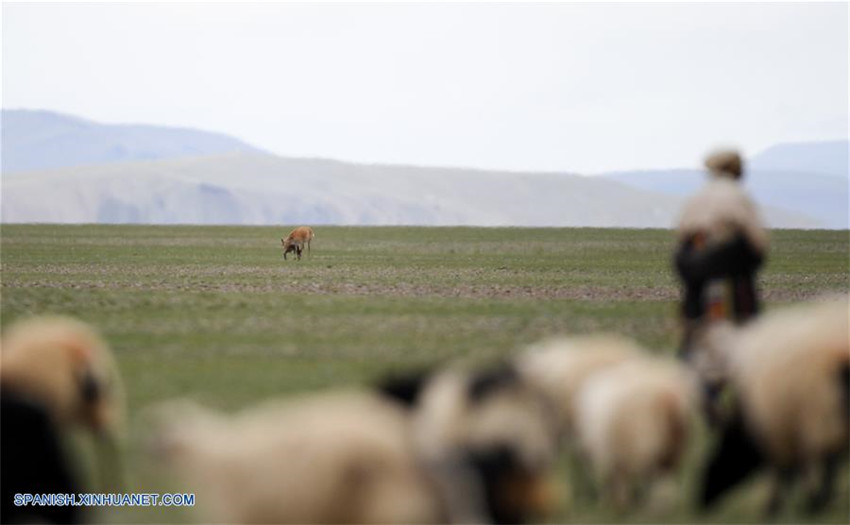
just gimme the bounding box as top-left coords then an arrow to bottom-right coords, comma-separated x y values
700,299 -> 849,515
147,392 -> 443,524
150,363 -> 562,524
574,357 -> 700,510
515,335 -> 645,438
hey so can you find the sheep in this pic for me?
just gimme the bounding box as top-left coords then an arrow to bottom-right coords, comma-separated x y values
148,362 -> 561,525
393,364 -> 562,524
281,226 -> 315,260
700,299 -> 850,516
0,316 -> 126,521
515,335 -> 645,439
1,389 -> 84,524
0,316 -> 125,435
574,357 -> 700,510
146,392 -> 443,524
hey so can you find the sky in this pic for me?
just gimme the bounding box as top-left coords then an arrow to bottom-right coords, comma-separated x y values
2,1 -> 848,174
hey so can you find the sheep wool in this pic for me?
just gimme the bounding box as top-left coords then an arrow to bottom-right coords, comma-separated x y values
574,357 -> 700,507
0,316 -> 127,520
0,315 -> 125,435
701,298 -> 850,514
410,366 -> 561,524
730,299 -> 849,467
147,392 -> 442,524
516,335 -> 645,437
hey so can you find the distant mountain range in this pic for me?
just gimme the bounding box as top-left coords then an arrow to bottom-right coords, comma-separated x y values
1,109 -> 262,172
1,109 -> 845,228
749,140 -> 848,177
0,152 -> 817,229
603,165 -> 848,229
602,140 -> 848,228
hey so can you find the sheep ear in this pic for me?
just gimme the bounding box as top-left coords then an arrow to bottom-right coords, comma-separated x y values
376,369 -> 433,408
80,371 -> 101,403
467,363 -> 520,403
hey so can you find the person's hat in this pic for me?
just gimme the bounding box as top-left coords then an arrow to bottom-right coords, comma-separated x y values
704,149 -> 743,179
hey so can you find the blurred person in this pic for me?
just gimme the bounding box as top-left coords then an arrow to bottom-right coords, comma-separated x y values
673,149 -> 768,424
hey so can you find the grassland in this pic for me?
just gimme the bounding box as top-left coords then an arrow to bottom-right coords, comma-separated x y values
1,224 -> 848,523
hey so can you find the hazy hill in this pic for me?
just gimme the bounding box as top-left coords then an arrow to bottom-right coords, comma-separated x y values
603,141 -> 848,229
605,170 -> 846,229
0,110 -> 834,228
1,109 -> 262,173
0,152 -> 817,228
749,140 -> 848,177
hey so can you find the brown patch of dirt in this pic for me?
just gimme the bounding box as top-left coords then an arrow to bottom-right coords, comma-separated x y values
3,277 -> 834,303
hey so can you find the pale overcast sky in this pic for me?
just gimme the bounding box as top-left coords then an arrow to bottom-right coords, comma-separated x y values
2,1 -> 848,173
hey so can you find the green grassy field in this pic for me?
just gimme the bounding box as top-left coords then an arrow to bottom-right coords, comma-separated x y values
1,224 -> 848,523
